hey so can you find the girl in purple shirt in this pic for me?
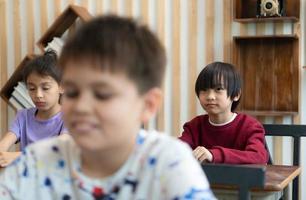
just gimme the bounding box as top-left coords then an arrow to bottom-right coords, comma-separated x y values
0,51 -> 66,167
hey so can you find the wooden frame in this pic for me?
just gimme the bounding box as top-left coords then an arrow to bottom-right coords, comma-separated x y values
233,35 -> 299,116
36,5 -> 92,52
0,54 -> 37,109
233,0 -> 300,23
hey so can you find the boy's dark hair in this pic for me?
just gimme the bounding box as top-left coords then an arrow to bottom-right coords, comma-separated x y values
23,50 -> 61,84
58,15 -> 166,94
195,62 -> 242,111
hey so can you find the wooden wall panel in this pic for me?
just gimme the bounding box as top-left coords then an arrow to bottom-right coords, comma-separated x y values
26,0 -> 34,53
40,0 -> 48,34
1,0 -> 305,198
54,0 -> 61,17
125,0 -> 133,17
0,1 -> 299,136
187,0 -> 197,120
156,0 -> 165,131
0,0 -> 8,135
171,0 -> 181,137
205,0 -> 214,64
223,0 -> 232,63
0,0 -> 300,157
13,0 -> 21,67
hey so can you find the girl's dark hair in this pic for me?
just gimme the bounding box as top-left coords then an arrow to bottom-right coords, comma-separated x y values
23,50 -> 61,83
195,62 -> 242,111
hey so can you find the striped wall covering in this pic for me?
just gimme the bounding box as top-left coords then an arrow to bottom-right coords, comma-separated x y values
1,1 -> 306,199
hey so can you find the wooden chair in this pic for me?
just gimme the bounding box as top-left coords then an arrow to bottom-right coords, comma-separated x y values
263,124 -> 306,200
202,164 -> 265,200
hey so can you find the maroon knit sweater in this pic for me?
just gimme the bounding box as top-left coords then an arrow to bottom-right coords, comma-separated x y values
179,113 -> 268,164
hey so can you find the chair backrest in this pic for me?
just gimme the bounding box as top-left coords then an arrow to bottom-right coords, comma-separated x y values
263,124 -> 306,200
202,164 -> 265,200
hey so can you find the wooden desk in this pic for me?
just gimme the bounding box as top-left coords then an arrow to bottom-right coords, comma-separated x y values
211,165 -> 301,200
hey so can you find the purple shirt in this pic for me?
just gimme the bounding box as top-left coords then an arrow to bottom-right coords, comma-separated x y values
9,108 -> 67,150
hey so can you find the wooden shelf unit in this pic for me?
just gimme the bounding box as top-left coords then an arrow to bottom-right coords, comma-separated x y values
233,35 -> 299,113
36,4 -> 92,52
1,5 -> 92,110
234,0 -> 300,22
0,54 -> 37,108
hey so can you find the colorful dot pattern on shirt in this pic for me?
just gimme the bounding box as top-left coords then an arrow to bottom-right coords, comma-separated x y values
0,131 -> 216,200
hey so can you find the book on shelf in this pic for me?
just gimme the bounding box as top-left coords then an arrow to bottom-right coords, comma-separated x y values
9,82 -> 35,109
9,96 -> 26,110
44,37 -> 64,55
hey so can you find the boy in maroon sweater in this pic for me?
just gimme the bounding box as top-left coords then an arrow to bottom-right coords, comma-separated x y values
179,62 -> 268,164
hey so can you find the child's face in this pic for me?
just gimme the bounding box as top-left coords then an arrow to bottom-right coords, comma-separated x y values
61,62 -> 161,152
198,85 -> 235,119
26,72 -> 62,111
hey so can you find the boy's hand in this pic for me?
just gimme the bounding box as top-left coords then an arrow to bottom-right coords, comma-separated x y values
0,152 -> 21,167
193,146 -> 213,163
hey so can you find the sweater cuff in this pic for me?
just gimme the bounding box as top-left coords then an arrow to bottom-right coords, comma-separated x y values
210,148 -> 223,163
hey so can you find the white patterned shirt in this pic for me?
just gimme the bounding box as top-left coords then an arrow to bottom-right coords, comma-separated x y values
0,129 -> 215,200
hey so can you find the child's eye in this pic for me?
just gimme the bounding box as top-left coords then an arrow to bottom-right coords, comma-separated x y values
42,87 -> 50,91
27,87 -> 36,91
64,90 -> 79,98
94,92 -> 113,100
215,87 -> 224,91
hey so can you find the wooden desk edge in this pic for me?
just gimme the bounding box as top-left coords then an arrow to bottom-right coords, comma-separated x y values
263,166 -> 301,191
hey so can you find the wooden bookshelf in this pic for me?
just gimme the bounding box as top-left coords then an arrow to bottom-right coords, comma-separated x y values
1,5 -> 92,110
234,0 -> 300,22
0,54 -> 37,108
233,35 -> 299,113
36,5 -> 92,52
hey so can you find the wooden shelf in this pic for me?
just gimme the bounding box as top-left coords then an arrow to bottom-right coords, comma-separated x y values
234,16 -> 299,23
36,5 -> 92,52
240,110 -> 299,117
234,34 -> 298,40
0,54 -> 38,108
234,0 -> 300,22
233,35 -> 299,114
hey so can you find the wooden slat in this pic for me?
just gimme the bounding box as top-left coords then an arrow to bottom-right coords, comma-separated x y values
125,0 -> 133,17
273,116 -> 283,165
40,0 -> 48,35
205,0 -> 214,64
156,0 -> 165,131
141,0 -> 149,25
54,0 -> 61,17
96,0 -> 103,14
26,0 -> 34,53
172,0 -> 181,136
13,0 -> 21,66
0,0 -> 8,136
187,0 -> 197,120
223,0 -> 232,63
81,0 -> 88,8
256,23 -> 265,35
274,22 -> 284,35
110,0 -> 118,14
68,0 -> 75,5
140,0 -> 150,130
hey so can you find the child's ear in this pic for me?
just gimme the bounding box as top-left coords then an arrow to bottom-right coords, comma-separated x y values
140,88 -> 163,123
59,85 -> 64,95
233,90 -> 241,101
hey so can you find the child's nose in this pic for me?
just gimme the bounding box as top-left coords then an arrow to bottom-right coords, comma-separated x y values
206,90 -> 215,100
73,93 -> 93,113
35,89 -> 43,98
